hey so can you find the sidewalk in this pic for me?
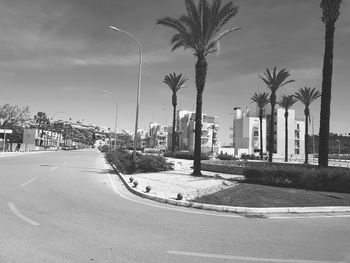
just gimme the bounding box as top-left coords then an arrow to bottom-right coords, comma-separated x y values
109,158 -> 350,216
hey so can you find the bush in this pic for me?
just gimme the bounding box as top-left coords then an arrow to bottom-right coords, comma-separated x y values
135,155 -> 173,173
243,166 -> 350,193
241,153 -> 260,160
105,149 -> 135,174
217,154 -> 235,160
105,149 -> 173,174
164,151 -> 209,160
98,145 -> 111,153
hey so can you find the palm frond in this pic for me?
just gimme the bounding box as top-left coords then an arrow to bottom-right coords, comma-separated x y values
294,87 -> 321,107
277,95 -> 298,110
251,92 -> 270,109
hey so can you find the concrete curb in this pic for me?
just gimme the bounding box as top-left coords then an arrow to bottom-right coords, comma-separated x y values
108,163 -> 350,216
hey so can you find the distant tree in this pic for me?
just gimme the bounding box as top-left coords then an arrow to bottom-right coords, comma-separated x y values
0,104 -> 30,127
250,92 -> 269,160
277,95 -> 298,162
157,0 -> 240,175
34,112 -> 50,146
259,67 -> 295,162
295,87 -> 321,164
163,72 -> 187,152
318,0 -> 342,168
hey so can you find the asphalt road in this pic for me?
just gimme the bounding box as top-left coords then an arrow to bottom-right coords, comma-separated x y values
0,149 -> 349,263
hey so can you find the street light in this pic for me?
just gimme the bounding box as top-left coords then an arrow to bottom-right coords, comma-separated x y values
108,26 -> 142,160
102,90 -> 118,150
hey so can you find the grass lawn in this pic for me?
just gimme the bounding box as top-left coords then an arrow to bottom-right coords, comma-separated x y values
191,183 -> 350,207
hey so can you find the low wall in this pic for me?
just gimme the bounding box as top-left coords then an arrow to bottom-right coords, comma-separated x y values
201,160 -> 350,175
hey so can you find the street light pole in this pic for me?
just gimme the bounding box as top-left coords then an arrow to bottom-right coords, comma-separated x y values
108,26 -> 142,160
102,90 -> 118,150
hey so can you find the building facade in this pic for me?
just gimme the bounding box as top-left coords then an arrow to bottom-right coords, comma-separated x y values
177,110 -> 219,154
230,106 -> 305,157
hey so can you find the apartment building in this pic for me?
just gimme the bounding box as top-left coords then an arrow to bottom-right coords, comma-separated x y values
230,106 -> 305,157
176,110 -> 219,154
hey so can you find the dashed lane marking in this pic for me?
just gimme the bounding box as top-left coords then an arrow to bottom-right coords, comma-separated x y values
20,177 -> 38,187
49,166 -> 58,172
167,250 -> 347,263
8,202 -> 40,226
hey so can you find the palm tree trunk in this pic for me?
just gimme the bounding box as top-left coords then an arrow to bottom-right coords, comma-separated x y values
193,56 -> 207,176
319,22 -> 335,168
259,111 -> 263,160
305,113 -> 309,164
285,111 -> 288,162
172,100 -> 176,153
268,96 -> 276,162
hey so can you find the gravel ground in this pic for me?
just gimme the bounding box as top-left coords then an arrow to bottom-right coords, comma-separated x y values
125,158 -> 243,200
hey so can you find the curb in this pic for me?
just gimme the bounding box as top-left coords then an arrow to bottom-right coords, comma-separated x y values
108,163 -> 350,216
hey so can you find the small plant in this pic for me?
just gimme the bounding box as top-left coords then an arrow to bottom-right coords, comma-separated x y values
129,177 -> 134,183
145,185 -> 151,192
177,193 -> 183,200
133,180 -> 139,187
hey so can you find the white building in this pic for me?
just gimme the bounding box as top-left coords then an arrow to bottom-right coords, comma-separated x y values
177,110 -> 219,154
230,106 -> 304,157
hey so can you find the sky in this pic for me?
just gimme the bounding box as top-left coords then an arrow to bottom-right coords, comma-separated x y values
0,0 -> 349,145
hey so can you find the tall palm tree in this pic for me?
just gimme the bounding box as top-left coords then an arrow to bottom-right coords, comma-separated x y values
157,0 -> 240,176
259,67 -> 295,162
34,112 -> 50,146
295,87 -> 321,164
163,72 -> 188,152
250,92 -> 269,160
318,0 -> 342,168
277,95 -> 298,162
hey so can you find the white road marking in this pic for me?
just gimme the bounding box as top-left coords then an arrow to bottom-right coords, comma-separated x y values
107,173 -> 241,218
8,202 -> 40,226
167,250 -> 347,263
269,215 -> 350,220
20,177 -> 38,187
49,166 -> 58,172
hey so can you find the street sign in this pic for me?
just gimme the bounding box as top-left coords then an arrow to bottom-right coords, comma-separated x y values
0,129 -> 13,134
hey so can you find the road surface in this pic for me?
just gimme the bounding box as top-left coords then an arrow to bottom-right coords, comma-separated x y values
0,149 -> 349,262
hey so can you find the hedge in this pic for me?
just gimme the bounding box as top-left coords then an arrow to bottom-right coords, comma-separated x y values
243,167 -> 350,193
105,149 -> 173,174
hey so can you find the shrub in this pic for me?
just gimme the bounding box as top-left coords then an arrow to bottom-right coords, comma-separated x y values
177,193 -> 183,200
243,166 -> 350,193
135,155 -> 173,173
105,150 -> 173,174
146,185 -> 151,192
105,149 -> 135,174
164,151 -> 209,160
98,145 -> 111,153
241,153 -> 260,160
129,177 -> 134,183
133,180 -> 139,187
217,154 -> 235,160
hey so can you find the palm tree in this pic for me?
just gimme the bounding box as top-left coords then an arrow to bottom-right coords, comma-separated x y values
250,92 -> 269,160
157,0 -> 240,176
277,95 -> 298,162
295,87 -> 321,164
163,72 -> 188,152
259,67 -> 295,162
34,112 -> 50,146
318,0 -> 342,168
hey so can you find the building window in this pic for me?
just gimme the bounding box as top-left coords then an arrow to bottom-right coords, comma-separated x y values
297,123 -> 300,130
253,131 -> 259,136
